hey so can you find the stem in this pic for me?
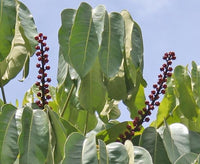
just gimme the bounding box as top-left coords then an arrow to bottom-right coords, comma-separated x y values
60,83 -> 75,117
84,110 -> 89,136
0,73 -> 6,104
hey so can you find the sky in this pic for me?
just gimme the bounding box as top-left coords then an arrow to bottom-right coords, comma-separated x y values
2,0 -> 200,122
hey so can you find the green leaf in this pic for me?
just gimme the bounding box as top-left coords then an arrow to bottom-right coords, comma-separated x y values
18,107 -> 49,164
57,48 -> 69,85
98,139 -> 109,164
0,104 -> 18,164
17,1 -> 38,55
79,59 -> 106,113
67,2 -> 99,78
0,1 -> 37,85
48,109 -> 67,164
0,0 -> 16,61
106,142 -> 129,164
92,5 -> 106,45
98,11 -> 124,78
134,146 -> 153,164
189,131 -> 200,154
62,132 -> 85,164
82,134 -> 98,164
58,8 -> 76,62
174,152 -> 200,164
105,68 -> 127,100
121,10 -> 144,71
139,127 -> 170,164
96,121 -> 138,144
123,84 -> 145,119
152,77 -> 177,128
174,65 -> 199,120
162,123 -> 180,163
191,61 -> 200,107
169,123 -> 190,155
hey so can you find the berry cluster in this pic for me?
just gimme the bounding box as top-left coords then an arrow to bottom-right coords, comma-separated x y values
117,52 -> 176,143
34,33 -> 51,109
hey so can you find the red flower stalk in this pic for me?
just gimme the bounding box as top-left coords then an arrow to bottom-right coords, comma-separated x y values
117,52 -> 176,143
34,33 -> 51,109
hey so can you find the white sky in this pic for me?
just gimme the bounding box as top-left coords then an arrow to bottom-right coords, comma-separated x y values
3,0 -> 200,122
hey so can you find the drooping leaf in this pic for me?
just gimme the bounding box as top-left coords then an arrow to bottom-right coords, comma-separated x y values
48,109 -> 67,164
173,65 -> 199,120
0,1 -> 38,85
67,2 -> 99,78
134,146 -> 153,164
0,104 -> 18,164
106,142 -> 129,164
18,107 -> 49,164
98,11 -> 124,78
62,132 -> 85,164
0,0 -> 16,61
139,127 -> 170,164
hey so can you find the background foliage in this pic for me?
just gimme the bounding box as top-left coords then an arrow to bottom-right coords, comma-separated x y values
0,1 -> 200,164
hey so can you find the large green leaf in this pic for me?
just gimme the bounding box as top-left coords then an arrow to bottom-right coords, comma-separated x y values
139,127 -> 170,164
18,107 -> 49,164
134,146 -> 153,164
67,2 -> 99,78
174,65 -> 199,120
98,11 -> 124,78
79,59 -> 106,113
48,109 -> 67,164
62,132 -> 85,164
0,104 -> 18,164
106,142 -> 129,164
0,0 -> 16,61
